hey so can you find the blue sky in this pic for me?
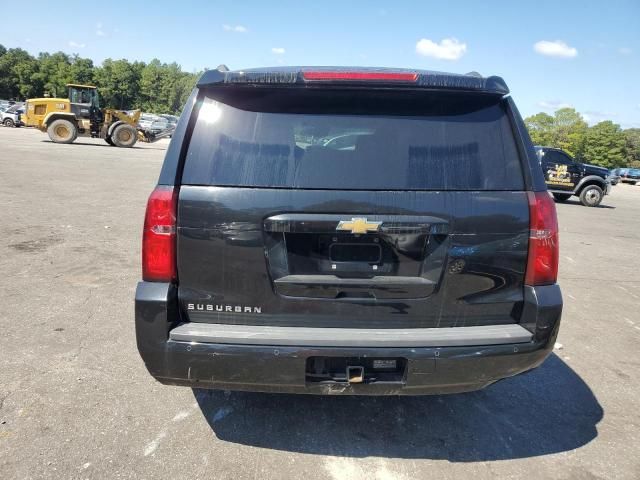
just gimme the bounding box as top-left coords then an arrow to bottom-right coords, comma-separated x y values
2,0 -> 639,127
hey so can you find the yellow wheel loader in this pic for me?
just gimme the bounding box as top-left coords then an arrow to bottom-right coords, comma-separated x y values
23,84 -> 173,147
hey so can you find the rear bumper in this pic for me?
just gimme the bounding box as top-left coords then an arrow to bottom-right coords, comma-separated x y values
135,282 -> 562,395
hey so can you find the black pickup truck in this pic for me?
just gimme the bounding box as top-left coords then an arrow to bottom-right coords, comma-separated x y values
135,66 -> 562,395
535,146 -> 611,207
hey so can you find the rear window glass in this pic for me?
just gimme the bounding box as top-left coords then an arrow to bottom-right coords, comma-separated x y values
182,88 -> 524,190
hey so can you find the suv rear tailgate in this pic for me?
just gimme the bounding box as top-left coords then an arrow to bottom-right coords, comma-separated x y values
178,187 -> 528,328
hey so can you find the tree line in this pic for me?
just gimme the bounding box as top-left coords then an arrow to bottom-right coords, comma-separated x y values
0,44 -> 200,115
525,108 -> 640,169
2,44 -> 639,168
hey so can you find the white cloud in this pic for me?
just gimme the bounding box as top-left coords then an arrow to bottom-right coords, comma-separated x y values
538,100 -> 573,110
533,40 -> 577,58
619,47 -> 632,55
415,38 -> 466,60
96,22 -> 106,37
271,47 -> 285,55
223,24 -> 247,33
583,110 -> 617,125
68,41 -> 86,49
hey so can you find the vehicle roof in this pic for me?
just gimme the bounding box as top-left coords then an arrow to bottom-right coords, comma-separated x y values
29,97 -> 66,101
534,146 -> 572,155
197,66 -> 509,95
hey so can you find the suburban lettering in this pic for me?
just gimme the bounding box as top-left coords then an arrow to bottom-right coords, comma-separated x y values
185,303 -> 262,314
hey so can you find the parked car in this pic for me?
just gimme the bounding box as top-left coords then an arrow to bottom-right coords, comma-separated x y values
0,100 -> 16,110
1,105 -> 25,127
609,169 -> 621,185
158,114 -> 179,128
135,66 -> 562,396
148,118 -> 168,132
148,118 -> 176,138
535,146 -> 611,206
138,113 -> 160,130
616,168 -> 640,185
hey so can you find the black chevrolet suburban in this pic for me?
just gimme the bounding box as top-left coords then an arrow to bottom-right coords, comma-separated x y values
135,66 -> 562,395
536,146 -> 611,207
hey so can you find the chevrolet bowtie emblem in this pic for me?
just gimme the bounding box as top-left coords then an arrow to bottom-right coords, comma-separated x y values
336,217 -> 382,234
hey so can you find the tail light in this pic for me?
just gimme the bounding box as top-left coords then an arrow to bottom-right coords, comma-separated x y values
303,71 -> 418,82
525,191 -> 559,286
142,186 -> 178,282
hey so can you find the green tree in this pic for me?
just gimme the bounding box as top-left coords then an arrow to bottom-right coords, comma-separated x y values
0,44 -> 195,113
94,59 -> 143,109
581,121 -> 627,168
524,108 -> 587,157
176,72 -> 199,110
0,47 -> 38,99
69,55 -> 94,85
139,59 -> 177,113
31,51 -> 75,97
524,112 -> 555,146
139,59 -> 198,113
139,59 -> 164,111
552,108 -> 588,157
623,128 -> 640,166
162,64 -> 191,113
10,51 -> 40,99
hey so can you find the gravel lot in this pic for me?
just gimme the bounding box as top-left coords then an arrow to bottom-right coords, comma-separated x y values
1,126 -> 639,480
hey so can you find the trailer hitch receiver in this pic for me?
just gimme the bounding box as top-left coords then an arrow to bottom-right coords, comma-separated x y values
346,366 -> 365,384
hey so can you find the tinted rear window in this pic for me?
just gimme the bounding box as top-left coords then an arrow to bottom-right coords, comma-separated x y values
182,88 -> 524,190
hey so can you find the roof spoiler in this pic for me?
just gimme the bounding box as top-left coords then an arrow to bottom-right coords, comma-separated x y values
196,66 -> 509,95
